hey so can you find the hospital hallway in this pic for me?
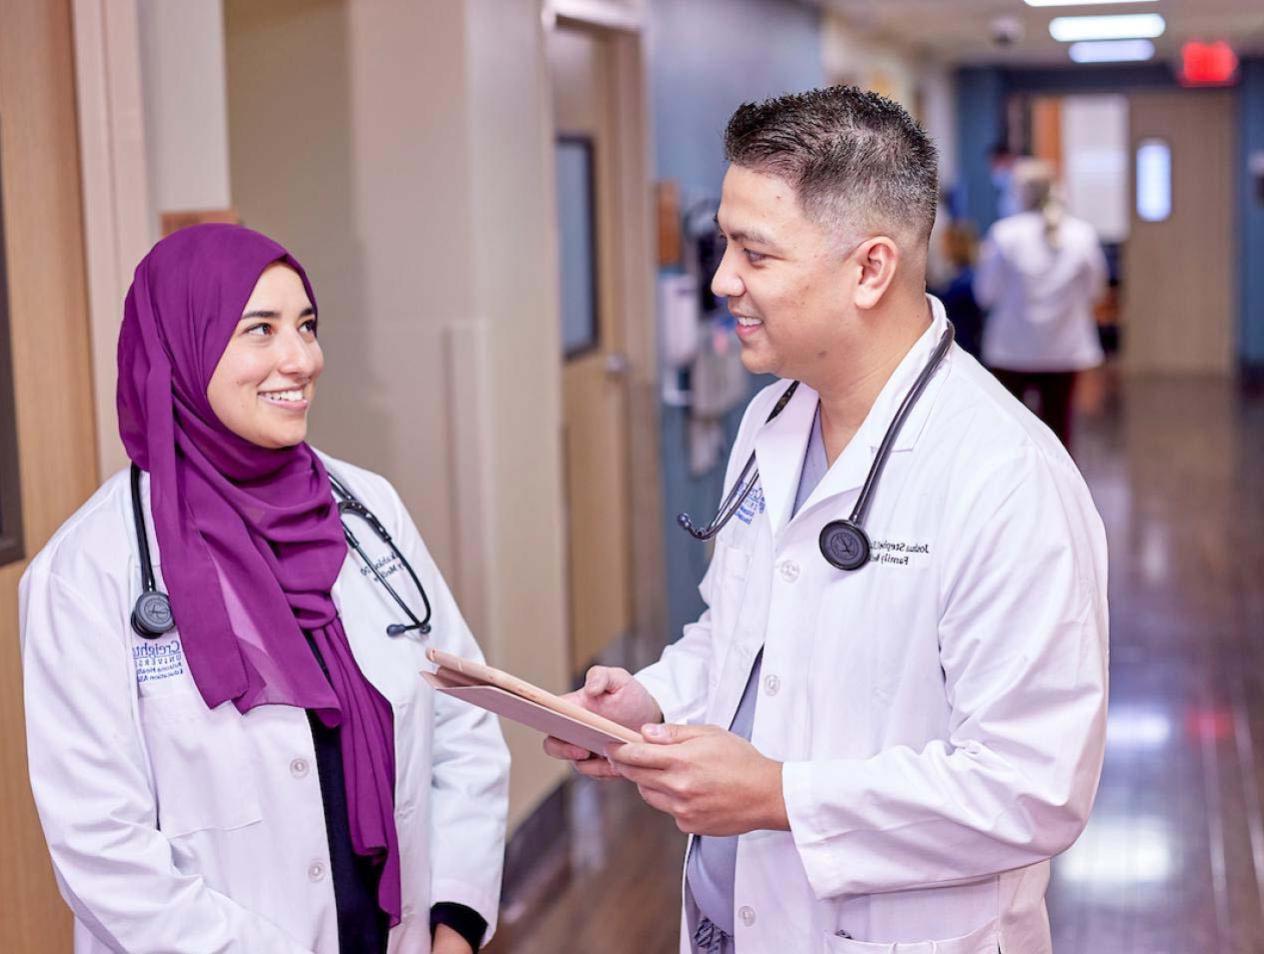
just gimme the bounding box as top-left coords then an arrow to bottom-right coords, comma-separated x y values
487,374 -> 1264,954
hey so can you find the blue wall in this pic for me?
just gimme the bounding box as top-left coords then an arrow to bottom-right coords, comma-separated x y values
648,0 -> 824,641
1241,58 -> 1264,368
954,67 -> 1005,234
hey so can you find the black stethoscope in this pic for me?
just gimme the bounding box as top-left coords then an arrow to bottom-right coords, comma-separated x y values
129,464 -> 432,640
677,322 -> 954,571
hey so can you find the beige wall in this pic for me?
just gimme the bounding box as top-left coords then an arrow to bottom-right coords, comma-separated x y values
225,0 -> 570,827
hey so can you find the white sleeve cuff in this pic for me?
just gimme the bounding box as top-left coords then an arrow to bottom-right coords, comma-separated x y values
634,659 -> 706,725
782,760 -> 848,901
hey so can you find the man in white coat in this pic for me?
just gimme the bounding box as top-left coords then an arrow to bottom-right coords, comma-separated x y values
546,86 -> 1108,954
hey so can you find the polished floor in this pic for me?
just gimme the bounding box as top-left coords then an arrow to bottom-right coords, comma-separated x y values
487,375 -> 1264,953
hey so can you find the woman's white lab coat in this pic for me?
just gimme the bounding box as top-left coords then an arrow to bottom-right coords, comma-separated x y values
19,454 -> 509,954
974,210 -> 1108,372
636,298 -> 1108,954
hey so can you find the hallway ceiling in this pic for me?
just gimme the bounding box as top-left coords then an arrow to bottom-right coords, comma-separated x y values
821,0 -> 1264,66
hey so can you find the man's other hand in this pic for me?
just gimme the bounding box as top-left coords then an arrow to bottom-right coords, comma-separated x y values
542,666 -> 662,779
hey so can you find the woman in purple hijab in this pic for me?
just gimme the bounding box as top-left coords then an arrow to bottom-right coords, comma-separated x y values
20,224 -> 509,954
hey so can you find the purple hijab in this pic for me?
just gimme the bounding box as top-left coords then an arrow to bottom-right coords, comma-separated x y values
117,223 -> 400,924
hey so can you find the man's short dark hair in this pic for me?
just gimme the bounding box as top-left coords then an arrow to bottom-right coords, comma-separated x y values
723,85 -> 939,246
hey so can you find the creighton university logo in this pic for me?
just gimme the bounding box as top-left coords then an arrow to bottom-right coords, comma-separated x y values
133,638 -> 186,685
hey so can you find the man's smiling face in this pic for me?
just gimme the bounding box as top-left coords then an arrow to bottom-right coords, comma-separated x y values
711,163 -> 861,381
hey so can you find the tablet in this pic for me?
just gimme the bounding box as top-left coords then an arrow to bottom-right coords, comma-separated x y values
423,647 -> 641,755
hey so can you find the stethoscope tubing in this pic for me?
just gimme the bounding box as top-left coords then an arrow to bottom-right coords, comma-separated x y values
327,471 -> 432,636
677,321 -> 955,561
129,465 -> 432,639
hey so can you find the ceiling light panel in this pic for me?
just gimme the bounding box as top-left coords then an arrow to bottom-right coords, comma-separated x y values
1050,14 -> 1167,42
1026,0 -> 1154,6
1069,39 -> 1156,62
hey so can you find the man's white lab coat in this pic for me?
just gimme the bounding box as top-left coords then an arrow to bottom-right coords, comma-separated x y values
637,298 -> 1109,954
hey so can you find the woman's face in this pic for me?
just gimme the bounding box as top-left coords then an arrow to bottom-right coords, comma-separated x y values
207,263 -> 323,449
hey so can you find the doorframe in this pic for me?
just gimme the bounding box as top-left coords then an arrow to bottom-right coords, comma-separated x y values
546,0 -> 666,671
70,0 -> 154,480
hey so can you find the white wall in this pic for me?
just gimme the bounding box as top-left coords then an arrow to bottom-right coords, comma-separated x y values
919,65 -> 958,190
1061,94 -> 1130,244
821,13 -> 958,189
137,0 -> 232,234
822,13 -> 919,111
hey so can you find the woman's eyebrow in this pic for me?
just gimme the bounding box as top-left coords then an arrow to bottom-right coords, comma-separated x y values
240,306 -> 316,321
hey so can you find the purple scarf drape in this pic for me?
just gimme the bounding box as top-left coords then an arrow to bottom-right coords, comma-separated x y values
116,224 -> 400,924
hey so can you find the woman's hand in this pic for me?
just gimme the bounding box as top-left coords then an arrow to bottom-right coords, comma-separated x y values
431,923 -> 474,954
542,666 -> 662,779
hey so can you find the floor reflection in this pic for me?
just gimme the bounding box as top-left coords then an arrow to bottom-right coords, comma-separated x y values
490,375 -> 1264,953
1048,375 -> 1264,954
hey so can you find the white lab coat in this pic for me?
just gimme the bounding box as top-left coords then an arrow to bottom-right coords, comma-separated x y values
19,453 -> 509,954
974,211 -> 1108,372
636,297 -> 1108,954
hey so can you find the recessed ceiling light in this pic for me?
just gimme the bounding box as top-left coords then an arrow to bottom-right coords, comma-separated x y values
1069,39 -> 1156,63
1050,13 -> 1166,42
1026,0 -> 1154,6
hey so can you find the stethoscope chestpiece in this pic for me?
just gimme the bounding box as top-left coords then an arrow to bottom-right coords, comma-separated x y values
131,590 -> 175,640
819,519 -> 871,572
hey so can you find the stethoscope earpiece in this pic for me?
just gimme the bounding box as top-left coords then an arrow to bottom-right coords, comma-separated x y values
819,520 -> 871,572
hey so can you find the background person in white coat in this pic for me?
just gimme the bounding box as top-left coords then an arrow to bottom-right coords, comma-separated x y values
19,225 -> 508,954
545,87 -> 1108,954
974,158 -> 1109,448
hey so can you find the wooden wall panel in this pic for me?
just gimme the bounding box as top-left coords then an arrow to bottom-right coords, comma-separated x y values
0,0 -> 99,949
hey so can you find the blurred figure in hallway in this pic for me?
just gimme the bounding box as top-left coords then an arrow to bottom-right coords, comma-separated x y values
975,158 -> 1108,449
934,220 -> 984,359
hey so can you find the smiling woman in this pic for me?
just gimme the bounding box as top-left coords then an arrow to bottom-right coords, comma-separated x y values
18,224 -> 510,954
207,263 -> 323,449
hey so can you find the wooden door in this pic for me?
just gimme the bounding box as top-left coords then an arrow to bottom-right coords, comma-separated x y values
548,25 -> 632,676
1122,90 -> 1236,375
0,1 -> 99,949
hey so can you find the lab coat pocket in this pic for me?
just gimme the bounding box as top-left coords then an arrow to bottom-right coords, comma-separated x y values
823,918 -> 1000,954
712,543 -> 752,639
139,690 -> 263,837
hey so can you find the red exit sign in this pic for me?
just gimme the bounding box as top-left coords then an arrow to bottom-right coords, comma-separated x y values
1180,41 -> 1238,87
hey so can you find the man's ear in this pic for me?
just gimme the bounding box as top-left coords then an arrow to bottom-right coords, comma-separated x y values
852,236 -> 901,311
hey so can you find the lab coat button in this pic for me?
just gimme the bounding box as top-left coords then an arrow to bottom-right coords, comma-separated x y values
738,906 -> 756,927
778,560 -> 800,582
764,674 -> 780,696
290,758 -> 310,779
307,861 -> 326,882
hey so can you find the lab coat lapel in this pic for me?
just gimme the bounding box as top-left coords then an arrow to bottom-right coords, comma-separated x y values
753,382 -> 819,537
789,296 -> 953,525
